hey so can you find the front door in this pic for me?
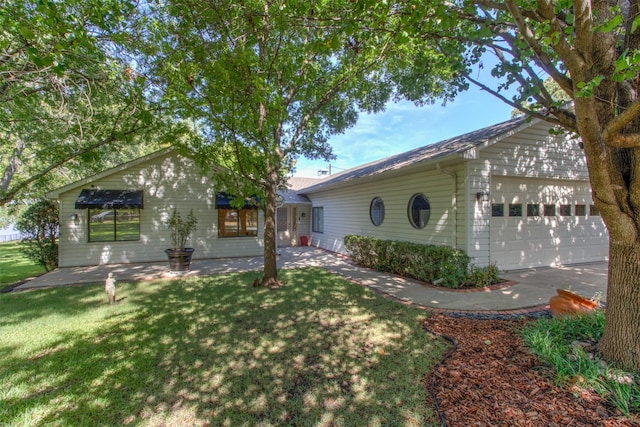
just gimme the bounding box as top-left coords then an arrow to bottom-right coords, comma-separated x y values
277,206 -> 298,247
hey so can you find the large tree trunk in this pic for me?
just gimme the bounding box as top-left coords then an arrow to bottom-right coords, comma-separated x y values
599,241 -> 640,371
261,165 -> 280,287
598,3 -> 640,371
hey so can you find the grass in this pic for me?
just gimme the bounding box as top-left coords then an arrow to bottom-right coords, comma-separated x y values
0,241 -> 46,287
522,310 -> 640,416
0,268 -> 447,426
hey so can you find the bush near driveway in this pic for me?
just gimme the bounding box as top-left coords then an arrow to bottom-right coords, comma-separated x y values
345,235 -> 500,288
0,268 -> 447,426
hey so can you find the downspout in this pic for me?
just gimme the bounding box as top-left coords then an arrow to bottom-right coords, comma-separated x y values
436,163 -> 457,249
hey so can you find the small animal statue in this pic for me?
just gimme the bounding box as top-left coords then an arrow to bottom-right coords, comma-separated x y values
105,272 -> 116,304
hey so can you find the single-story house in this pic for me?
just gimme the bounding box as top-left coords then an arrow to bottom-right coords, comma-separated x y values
48,149 -> 314,267
49,115 -> 608,271
300,115 -> 608,271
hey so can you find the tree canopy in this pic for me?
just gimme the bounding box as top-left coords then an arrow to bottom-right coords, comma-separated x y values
129,0 -> 468,285
6,0 -> 639,371
424,0 -> 640,370
0,0 -> 170,206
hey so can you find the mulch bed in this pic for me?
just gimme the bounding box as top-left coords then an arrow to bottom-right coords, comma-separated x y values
423,314 -> 638,427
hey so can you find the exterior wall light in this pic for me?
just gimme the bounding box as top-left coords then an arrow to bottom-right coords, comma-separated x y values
476,191 -> 490,203
71,213 -> 80,224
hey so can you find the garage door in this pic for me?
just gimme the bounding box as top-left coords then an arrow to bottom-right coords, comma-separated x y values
490,176 -> 609,270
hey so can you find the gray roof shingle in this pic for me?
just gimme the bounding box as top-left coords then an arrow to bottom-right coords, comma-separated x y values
299,115 -> 530,193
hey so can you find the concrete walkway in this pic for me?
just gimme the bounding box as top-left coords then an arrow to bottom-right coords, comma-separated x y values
14,247 -> 608,313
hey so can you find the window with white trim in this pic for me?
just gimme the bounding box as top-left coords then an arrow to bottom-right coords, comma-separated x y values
408,193 -> 430,229
89,208 -> 140,242
218,208 -> 258,237
370,197 -> 385,226
312,207 -> 324,233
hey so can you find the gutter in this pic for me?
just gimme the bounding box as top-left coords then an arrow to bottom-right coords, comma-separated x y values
436,163 -> 458,250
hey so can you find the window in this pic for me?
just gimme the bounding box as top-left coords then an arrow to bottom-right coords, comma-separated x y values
408,194 -> 430,229
312,207 -> 324,233
491,204 -> 504,217
370,197 -> 385,226
544,204 -> 556,216
218,208 -> 258,237
590,205 -> 601,216
527,204 -> 540,217
575,204 -> 586,216
509,204 -> 523,217
89,208 -> 140,242
277,207 -> 287,232
559,204 -> 572,216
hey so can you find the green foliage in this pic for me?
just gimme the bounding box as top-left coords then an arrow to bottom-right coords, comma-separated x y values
522,311 -> 640,416
469,263 -> 501,288
0,0 -> 170,206
14,199 -> 59,272
165,208 -> 197,249
576,75 -> 605,98
344,235 -> 480,288
0,269 -> 446,425
123,0 -> 468,282
396,0 -> 640,370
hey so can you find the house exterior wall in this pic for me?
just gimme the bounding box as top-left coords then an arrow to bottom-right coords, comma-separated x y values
489,176 -> 607,269
297,205 -> 312,243
307,163 -> 467,255
276,204 -> 311,247
58,151 -> 263,267
306,120 -> 606,270
465,120 -> 603,267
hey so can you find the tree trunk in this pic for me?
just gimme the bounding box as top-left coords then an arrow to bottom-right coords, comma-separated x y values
261,165 -> 280,287
599,241 -> 640,371
0,137 -> 25,196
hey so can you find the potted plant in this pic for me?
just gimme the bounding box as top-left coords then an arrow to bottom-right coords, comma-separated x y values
164,208 -> 198,272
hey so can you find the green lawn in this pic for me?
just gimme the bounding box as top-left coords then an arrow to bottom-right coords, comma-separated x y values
0,241 -> 46,287
0,268 -> 447,426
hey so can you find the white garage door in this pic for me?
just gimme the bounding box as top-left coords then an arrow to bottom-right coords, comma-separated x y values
490,176 -> 609,270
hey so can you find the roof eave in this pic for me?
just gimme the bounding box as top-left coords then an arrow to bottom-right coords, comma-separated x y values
301,152 -> 462,194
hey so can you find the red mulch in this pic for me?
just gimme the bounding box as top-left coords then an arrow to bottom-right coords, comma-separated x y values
423,314 -> 639,427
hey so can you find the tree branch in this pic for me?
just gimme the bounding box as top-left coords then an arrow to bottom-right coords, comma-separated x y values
0,123 -> 148,206
603,98 -> 640,146
0,137 -> 26,194
503,0 -> 577,94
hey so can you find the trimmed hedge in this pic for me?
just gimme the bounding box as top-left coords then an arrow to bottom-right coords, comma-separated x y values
344,235 -> 472,288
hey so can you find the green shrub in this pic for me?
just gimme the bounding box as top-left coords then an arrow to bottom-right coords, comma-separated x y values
344,235 -> 472,287
469,263 -> 501,288
15,199 -> 59,272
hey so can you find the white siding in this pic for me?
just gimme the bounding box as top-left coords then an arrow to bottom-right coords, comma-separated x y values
466,120 -> 607,267
297,205 -> 312,242
308,164 -> 466,254
490,176 -> 608,269
59,151 -> 263,267
304,120 -> 606,270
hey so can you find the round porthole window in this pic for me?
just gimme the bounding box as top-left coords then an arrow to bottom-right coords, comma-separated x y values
408,193 -> 430,229
370,197 -> 385,226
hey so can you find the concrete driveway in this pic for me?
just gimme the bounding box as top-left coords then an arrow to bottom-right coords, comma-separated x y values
13,247 -> 608,313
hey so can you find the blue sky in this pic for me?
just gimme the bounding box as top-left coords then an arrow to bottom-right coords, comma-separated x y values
293,84 -> 517,178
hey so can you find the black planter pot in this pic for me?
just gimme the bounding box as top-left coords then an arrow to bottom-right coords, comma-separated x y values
165,248 -> 195,272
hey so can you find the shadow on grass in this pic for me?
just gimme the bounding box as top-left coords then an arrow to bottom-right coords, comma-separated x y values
1,268 -> 447,426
